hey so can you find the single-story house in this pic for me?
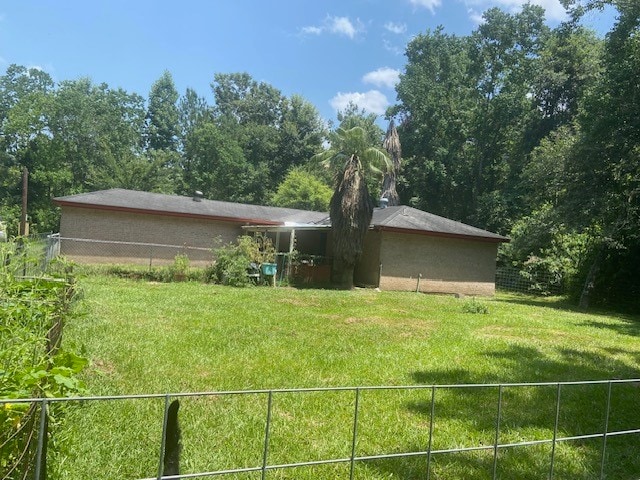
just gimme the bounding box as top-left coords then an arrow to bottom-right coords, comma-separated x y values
53,189 -> 508,295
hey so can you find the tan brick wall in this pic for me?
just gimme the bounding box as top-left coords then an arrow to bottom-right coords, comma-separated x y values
354,230 -> 382,286
376,231 -> 498,296
59,207 -> 243,265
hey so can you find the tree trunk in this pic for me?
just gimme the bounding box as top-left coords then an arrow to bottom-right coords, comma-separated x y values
579,254 -> 601,309
331,259 -> 354,290
329,154 -> 373,289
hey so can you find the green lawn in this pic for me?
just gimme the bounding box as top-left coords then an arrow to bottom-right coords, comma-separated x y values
54,275 -> 640,479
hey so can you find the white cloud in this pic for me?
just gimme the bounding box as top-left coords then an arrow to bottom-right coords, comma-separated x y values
330,90 -> 389,115
301,26 -> 323,35
384,22 -> 407,34
463,0 -> 567,22
409,0 -> 442,14
363,67 -> 400,89
301,15 -> 363,40
329,16 -> 358,38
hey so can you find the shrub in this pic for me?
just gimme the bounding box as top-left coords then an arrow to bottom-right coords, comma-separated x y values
462,297 -> 489,314
210,235 -> 275,287
169,254 -> 190,281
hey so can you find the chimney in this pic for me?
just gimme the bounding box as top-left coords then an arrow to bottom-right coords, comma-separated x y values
379,197 -> 389,209
193,191 -> 203,202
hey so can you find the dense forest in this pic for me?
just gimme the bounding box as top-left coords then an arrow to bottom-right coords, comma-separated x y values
1,1 -> 638,308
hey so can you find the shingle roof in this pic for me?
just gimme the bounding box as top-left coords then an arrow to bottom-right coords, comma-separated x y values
53,189 -> 328,225
54,189 -> 508,242
370,206 -> 508,242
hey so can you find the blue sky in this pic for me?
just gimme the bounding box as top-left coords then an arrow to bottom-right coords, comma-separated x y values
0,0 -> 615,124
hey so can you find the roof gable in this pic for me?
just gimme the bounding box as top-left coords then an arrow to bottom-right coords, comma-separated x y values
371,206 -> 508,242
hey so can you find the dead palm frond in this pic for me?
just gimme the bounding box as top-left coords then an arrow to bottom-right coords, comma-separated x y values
382,119 -> 402,206
314,126 -> 390,288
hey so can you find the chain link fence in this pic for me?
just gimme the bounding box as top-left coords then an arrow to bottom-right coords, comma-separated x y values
1,233 -> 60,277
56,237 -> 212,268
495,266 -> 566,296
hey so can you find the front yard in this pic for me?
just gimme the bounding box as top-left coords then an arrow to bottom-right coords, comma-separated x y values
54,276 -> 640,479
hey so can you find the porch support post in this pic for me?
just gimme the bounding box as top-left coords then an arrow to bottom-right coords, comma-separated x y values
288,229 -> 296,277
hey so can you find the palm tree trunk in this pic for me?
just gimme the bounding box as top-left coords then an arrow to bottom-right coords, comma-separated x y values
331,260 -> 355,289
329,154 -> 374,289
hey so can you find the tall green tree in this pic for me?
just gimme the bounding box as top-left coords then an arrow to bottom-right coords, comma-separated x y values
178,87 -> 211,151
182,121 -> 258,203
393,27 -> 477,221
315,126 -> 390,289
146,71 -> 180,151
0,65 -> 56,232
211,73 -> 325,202
270,167 -> 332,211
562,0 -> 640,308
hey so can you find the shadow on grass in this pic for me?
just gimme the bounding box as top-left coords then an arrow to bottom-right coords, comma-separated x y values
494,294 -> 640,324
367,344 -> 640,479
580,318 -> 640,338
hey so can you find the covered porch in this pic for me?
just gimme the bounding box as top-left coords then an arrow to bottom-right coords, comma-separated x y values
242,223 -> 333,285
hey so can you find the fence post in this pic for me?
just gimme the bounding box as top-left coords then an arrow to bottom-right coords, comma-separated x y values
349,388 -> 361,480
34,399 -> 48,480
600,381 -> 613,479
262,391 -> 273,480
426,385 -> 436,480
492,385 -> 503,479
157,395 -> 171,480
549,383 -> 562,479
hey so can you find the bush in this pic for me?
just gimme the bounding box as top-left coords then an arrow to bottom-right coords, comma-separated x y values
209,235 -> 275,287
500,204 -> 589,296
462,297 -> 489,314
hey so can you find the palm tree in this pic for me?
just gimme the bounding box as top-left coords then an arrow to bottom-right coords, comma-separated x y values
314,126 -> 390,289
381,119 -> 402,206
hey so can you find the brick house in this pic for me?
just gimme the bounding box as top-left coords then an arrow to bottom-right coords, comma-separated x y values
53,189 -> 508,295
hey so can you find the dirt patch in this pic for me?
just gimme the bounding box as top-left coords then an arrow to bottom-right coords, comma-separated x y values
93,359 -> 116,376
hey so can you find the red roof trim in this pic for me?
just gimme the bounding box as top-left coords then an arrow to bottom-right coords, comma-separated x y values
373,225 -> 509,243
52,200 -> 283,226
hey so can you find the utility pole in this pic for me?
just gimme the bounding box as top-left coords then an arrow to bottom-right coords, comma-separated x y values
20,166 -> 29,236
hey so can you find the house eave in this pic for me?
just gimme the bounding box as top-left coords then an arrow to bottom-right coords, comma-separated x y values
372,225 -> 509,243
52,199 -> 283,226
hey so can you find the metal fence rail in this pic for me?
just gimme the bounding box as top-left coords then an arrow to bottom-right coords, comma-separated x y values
56,237 -> 212,267
3,379 -> 640,479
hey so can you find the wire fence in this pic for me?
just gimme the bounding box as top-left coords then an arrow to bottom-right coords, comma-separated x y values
1,233 -> 60,278
51,237 -> 568,296
3,379 -> 640,479
55,237 -> 212,268
495,266 -> 566,296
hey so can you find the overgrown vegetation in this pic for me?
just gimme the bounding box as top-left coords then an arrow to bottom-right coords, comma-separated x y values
207,234 -> 276,286
0,241 -> 86,478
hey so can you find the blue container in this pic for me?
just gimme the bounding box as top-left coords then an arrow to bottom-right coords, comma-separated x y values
261,263 -> 277,276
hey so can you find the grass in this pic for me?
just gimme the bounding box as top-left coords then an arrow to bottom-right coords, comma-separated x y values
52,275 -> 640,479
